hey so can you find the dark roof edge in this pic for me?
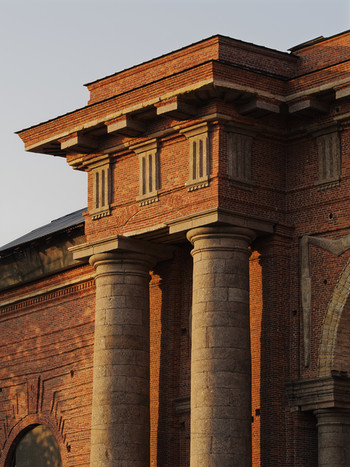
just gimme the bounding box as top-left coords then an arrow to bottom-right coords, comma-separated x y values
0,208 -> 86,254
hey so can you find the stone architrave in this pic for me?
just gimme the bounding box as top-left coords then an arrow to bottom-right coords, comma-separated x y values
88,248 -> 157,467
187,226 -> 255,467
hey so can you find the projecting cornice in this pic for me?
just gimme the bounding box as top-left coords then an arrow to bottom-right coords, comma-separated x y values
17,58 -> 350,162
286,373 -> 350,412
17,77 -> 283,159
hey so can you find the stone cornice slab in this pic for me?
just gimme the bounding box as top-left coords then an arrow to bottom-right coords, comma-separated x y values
167,207 -> 275,237
70,235 -> 173,262
17,77 -> 286,158
286,373 -> 350,412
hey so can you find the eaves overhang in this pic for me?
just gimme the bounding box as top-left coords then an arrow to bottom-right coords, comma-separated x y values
16,74 -> 285,161
0,208 -> 86,255
17,45 -> 350,162
0,209 -> 87,292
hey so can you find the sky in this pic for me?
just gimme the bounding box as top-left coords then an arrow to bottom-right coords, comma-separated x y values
0,0 -> 349,248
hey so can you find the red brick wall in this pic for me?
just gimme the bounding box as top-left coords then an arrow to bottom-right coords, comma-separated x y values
12,30 -> 350,466
0,266 -> 95,467
250,250 -> 262,467
292,32 -> 350,74
149,246 -> 192,466
85,128 -> 220,242
86,35 -> 296,105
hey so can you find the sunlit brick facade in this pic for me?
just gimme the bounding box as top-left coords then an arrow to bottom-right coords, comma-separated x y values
2,31 -> 350,466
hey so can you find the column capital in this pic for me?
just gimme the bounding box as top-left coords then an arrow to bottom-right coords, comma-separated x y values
314,407 -> 350,421
314,406 -> 350,467
186,225 -> 256,252
89,250 -> 157,268
89,251 -> 157,280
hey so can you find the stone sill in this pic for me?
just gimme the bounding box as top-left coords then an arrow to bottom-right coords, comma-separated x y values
136,191 -> 159,206
315,178 -> 340,191
186,177 -> 210,192
90,208 -> 111,220
229,177 -> 254,191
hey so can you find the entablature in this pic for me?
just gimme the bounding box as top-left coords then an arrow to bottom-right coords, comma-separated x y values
286,372 -> 350,412
70,207 -> 275,252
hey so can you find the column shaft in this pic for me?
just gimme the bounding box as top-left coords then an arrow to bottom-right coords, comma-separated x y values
315,408 -> 350,467
187,226 -> 255,467
89,252 -> 153,467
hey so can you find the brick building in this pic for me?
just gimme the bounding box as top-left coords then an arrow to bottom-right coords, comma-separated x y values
1,30 -> 350,466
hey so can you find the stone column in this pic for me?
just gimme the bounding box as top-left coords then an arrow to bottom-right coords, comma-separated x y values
314,408 -> 350,467
89,251 -> 155,467
286,375 -> 350,467
187,226 -> 255,467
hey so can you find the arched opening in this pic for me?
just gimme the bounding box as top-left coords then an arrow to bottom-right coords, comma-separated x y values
10,425 -> 62,467
333,295 -> 350,373
319,258 -> 350,376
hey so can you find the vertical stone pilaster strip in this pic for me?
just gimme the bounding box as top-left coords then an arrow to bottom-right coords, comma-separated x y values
89,251 -> 154,467
187,226 -> 255,467
314,408 -> 350,467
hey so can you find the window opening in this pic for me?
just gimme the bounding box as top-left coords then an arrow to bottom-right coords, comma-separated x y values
11,425 -> 62,467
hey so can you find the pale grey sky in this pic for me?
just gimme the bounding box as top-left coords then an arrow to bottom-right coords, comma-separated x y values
1,0 -> 349,247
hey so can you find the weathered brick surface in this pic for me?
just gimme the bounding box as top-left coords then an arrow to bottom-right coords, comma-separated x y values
0,266 -> 96,466
4,30 -> 350,466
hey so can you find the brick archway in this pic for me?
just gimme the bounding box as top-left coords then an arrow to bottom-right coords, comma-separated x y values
2,415 -> 68,467
319,258 -> 350,377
